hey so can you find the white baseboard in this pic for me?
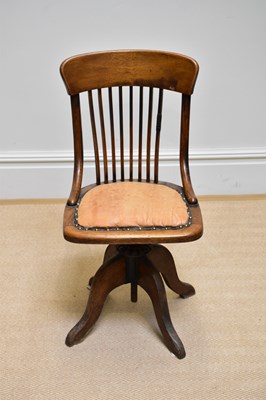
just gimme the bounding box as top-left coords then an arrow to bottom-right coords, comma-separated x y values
1,148 -> 266,199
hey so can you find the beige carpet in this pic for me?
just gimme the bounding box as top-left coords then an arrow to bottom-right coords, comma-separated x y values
0,197 -> 265,399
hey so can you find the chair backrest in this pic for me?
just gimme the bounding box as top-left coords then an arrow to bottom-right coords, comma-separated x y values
60,50 -> 199,206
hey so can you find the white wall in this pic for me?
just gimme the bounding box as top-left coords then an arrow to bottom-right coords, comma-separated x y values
1,0 -> 266,198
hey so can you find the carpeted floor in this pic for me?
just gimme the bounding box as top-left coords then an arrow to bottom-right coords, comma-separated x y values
0,197 -> 265,399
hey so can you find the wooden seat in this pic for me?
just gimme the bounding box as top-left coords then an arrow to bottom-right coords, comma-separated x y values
60,50 -> 203,359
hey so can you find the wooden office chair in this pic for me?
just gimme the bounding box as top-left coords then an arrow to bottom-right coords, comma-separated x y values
60,50 -> 203,359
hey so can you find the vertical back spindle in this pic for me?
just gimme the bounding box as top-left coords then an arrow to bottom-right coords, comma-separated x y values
108,87 -> 116,182
88,90 -> 101,184
97,89 -> 108,183
119,87 -> 125,181
146,87 -> 154,182
129,86 -> 133,181
154,89 -> 164,183
138,87 -> 143,181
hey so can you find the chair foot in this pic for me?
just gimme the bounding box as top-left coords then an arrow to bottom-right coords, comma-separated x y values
66,254 -> 126,347
147,244 -> 195,298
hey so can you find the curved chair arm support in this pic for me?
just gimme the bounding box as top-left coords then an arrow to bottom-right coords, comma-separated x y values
180,94 -> 198,205
67,94 -> 83,206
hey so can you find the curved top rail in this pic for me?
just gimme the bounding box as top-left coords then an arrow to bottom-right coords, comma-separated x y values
60,50 -> 199,95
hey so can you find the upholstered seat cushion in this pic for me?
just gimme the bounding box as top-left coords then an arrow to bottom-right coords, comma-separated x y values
75,182 -> 191,231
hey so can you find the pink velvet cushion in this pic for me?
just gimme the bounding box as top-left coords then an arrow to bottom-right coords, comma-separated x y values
76,182 -> 191,230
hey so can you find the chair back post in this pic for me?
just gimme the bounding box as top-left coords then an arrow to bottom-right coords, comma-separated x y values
67,94 -> 83,206
180,94 -> 197,205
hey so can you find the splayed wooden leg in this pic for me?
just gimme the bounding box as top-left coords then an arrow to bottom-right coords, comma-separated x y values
67,244 -> 192,358
103,244 -> 119,263
137,258 -> 186,359
88,245 -> 119,288
66,254 -> 126,347
147,244 -> 195,298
